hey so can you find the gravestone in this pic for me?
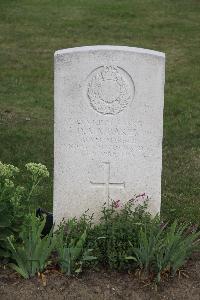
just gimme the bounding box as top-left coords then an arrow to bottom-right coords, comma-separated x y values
53,45 -> 165,225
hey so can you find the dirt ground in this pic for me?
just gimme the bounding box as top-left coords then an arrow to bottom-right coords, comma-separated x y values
1,254 -> 200,300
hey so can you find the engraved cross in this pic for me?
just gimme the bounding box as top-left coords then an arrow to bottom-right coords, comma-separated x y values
90,162 -> 125,204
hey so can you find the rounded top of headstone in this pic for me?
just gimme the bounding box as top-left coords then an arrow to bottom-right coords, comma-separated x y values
54,45 -> 165,59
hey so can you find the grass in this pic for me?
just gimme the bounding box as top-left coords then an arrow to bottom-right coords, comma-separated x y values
0,0 -> 199,222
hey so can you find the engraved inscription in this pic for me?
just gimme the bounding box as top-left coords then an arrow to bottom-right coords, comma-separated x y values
87,66 -> 135,115
90,162 -> 125,204
64,119 -> 147,158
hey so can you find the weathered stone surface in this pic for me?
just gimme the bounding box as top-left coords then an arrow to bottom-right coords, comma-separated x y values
54,45 -> 165,224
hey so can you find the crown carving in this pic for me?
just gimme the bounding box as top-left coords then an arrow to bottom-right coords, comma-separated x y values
101,66 -> 118,81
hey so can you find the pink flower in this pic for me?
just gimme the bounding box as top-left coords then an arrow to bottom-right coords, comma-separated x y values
113,199 -> 121,209
136,193 -> 146,199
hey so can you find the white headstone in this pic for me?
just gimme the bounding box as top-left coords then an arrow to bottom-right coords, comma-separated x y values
53,45 -> 165,224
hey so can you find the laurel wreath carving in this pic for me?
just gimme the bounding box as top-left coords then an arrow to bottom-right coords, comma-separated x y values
87,66 -> 132,115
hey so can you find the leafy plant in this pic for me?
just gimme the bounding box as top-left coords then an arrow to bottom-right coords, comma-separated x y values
0,202 -> 13,258
126,220 -> 200,282
0,161 -> 49,259
25,162 -> 49,213
155,221 -> 200,282
89,196 -> 151,270
0,162 -> 24,258
56,221 -> 96,276
126,219 -> 164,274
7,214 -> 55,279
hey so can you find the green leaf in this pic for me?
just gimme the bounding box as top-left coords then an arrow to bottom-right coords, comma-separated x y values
125,256 -> 137,261
9,263 -> 29,279
0,215 -> 11,227
8,214 -> 54,278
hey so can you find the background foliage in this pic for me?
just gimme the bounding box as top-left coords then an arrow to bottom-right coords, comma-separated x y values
0,0 -> 199,222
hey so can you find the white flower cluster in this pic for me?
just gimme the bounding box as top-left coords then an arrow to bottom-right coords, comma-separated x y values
4,178 -> 15,189
25,162 -> 49,179
10,186 -> 25,207
0,161 -> 19,178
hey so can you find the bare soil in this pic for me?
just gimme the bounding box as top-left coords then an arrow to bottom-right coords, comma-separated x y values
1,254 -> 200,300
